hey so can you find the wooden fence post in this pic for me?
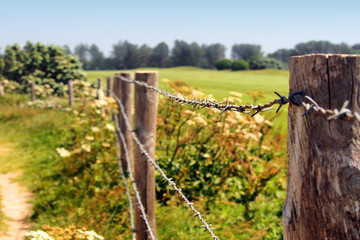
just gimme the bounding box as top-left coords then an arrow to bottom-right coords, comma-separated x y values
0,80 -> 4,96
97,77 -> 103,100
113,73 -> 134,174
134,71 -> 158,240
283,54 -> 360,239
107,76 -> 112,97
31,81 -> 35,101
68,80 -> 74,107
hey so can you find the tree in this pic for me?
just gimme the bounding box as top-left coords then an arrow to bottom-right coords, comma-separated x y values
149,42 -> 170,68
189,42 -> 204,67
203,43 -> 226,69
294,40 -> 354,55
138,44 -> 152,67
74,43 -> 89,69
111,41 -> 140,69
232,44 -> 262,61
231,60 -> 249,71
88,44 -> 104,70
215,59 -> 233,70
171,40 -> 192,66
2,41 -> 85,88
249,56 -> 286,70
267,48 -> 297,66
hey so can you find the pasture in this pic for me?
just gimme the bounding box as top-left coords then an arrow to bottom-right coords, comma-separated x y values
0,68 -> 289,239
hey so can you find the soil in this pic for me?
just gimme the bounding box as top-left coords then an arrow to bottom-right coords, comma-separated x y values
0,172 -> 32,240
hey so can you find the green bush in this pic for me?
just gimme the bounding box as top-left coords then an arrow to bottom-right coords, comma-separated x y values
1,41 -> 85,95
215,59 -> 233,70
231,60 -> 249,71
249,55 -> 286,70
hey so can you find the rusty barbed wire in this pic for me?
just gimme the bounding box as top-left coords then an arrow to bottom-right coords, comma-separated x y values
289,91 -> 360,121
114,94 -> 220,240
113,112 -> 156,240
117,75 -> 289,116
113,110 -> 136,240
118,75 -> 360,122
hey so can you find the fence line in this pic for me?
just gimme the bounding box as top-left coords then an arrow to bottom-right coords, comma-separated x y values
114,94 -> 220,240
113,111 -> 136,240
118,75 -> 360,122
113,112 -> 156,240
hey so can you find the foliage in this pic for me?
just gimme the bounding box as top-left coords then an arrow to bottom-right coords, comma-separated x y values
294,40 -> 356,55
155,80 -> 286,238
215,59 -> 233,70
26,226 -> 104,240
1,42 -> 85,96
231,60 -> 249,71
232,44 -> 262,61
3,42 -> 85,84
149,42 -> 170,67
249,56 -> 286,70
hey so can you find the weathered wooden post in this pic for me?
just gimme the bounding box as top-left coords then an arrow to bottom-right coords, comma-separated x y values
113,73 -> 134,173
134,71 -> 158,240
107,76 -> 112,97
283,54 -> 360,239
0,80 -> 4,96
31,81 -> 35,101
68,80 -> 74,107
97,77 -> 103,100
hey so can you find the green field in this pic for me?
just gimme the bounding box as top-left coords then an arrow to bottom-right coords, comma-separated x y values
86,67 -> 289,103
86,67 -> 290,132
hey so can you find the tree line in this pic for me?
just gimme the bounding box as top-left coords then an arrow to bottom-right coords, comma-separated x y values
68,40 -> 360,71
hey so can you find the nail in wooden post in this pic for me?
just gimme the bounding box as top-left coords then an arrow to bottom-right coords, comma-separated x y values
113,73 -> 134,174
68,80 -> 74,107
31,81 -> 35,101
134,71 -> 158,240
97,77 -> 103,100
283,54 -> 360,239
107,76 -> 113,97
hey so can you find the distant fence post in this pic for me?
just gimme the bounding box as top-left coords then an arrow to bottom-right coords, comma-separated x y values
113,73 -> 134,174
107,76 -> 112,97
0,80 -> 4,96
134,71 -> 158,240
97,77 -> 103,100
31,81 -> 35,101
68,80 -> 74,107
283,54 -> 360,239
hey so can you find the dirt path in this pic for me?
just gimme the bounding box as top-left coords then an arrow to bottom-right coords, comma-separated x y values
0,172 -> 32,240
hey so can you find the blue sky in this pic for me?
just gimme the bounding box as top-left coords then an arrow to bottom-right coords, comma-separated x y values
1,0 -> 359,57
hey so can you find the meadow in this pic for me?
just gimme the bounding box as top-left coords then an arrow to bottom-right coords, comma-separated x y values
0,67 -> 289,239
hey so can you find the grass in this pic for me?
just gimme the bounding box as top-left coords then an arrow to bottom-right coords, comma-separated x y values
86,67 -> 290,132
0,68 -> 288,238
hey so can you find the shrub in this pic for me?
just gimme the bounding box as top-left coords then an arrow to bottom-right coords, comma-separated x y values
1,41 -> 85,95
231,60 -> 249,71
215,59 -> 233,70
249,55 -> 286,70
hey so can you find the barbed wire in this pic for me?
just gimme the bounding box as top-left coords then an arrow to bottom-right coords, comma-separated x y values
118,75 -> 360,122
117,75 -> 288,116
113,111 -> 136,240
289,91 -> 360,121
114,94 -> 220,240
113,112 -> 156,240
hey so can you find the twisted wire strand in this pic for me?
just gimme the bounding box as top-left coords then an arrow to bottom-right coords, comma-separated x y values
289,91 -> 360,121
117,75 -> 289,116
114,94 -> 220,240
118,75 -> 360,122
113,111 -> 136,240
113,112 -> 156,240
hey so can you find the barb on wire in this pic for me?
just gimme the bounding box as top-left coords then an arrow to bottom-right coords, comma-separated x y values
113,111 -> 136,240
289,91 -> 360,121
114,94 -> 220,240
113,112 -> 156,240
117,75 -> 288,115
